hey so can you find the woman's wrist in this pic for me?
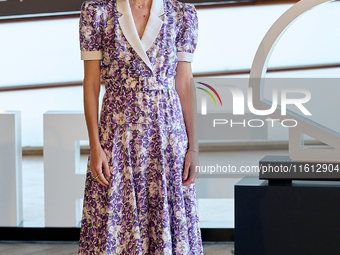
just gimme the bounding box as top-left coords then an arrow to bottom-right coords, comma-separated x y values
188,148 -> 199,154
89,140 -> 102,152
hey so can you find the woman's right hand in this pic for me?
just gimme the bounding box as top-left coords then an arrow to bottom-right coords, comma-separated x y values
89,146 -> 111,188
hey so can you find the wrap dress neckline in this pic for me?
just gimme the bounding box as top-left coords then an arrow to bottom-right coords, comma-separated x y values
116,0 -> 164,72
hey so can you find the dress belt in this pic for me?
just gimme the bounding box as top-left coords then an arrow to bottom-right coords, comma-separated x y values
104,76 -> 176,93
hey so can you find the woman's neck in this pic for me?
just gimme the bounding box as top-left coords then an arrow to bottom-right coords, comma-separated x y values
129,0 -> 151,8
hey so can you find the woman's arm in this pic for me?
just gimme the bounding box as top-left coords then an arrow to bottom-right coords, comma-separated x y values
83,60 -> 110,187
175,61 -> 199,186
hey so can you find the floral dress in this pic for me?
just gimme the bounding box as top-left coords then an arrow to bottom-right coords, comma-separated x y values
78,0 -> 203,254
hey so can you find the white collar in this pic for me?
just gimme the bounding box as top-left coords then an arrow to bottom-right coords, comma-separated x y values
116,0 -> 164,72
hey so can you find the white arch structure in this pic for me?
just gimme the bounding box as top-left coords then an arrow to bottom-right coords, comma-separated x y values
249,0 -> 340,162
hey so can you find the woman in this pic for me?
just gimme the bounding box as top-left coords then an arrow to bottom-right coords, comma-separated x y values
78,0 -> 203,253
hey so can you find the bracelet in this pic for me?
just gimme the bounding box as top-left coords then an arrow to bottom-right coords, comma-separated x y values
188,148 -> 199,154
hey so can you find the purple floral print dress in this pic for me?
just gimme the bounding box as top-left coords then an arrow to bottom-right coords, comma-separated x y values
78,0 -> 203,254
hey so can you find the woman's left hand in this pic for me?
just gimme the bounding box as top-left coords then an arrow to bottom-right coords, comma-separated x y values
182,149 -> 199,186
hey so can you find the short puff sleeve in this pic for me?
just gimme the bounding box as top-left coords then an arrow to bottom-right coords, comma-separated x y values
175,3 -> 199,62
79,1 -> 103,60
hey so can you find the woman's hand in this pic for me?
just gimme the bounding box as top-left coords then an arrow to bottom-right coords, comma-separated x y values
182,149 -> 199,186
89,146 -> 111,188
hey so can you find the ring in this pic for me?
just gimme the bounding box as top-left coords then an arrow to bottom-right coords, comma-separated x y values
93,173 -> 101,180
